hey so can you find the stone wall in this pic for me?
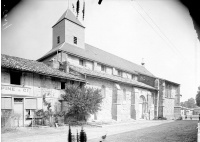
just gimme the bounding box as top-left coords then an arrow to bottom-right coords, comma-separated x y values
163,98 -> 175,119
52,20 -> 65,48
65,20 -> 85,49
85,76 -> 155,121
174,106 -> 181,119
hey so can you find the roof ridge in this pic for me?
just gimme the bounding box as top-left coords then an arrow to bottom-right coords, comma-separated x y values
85,43 -> 154,76
39,42 -> 155,77
85,43 -> 141,67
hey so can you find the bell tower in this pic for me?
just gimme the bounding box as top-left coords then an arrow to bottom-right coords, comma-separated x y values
52,9 -> 85,49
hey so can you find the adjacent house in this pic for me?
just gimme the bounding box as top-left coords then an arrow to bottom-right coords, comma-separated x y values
1,54 -> 85,127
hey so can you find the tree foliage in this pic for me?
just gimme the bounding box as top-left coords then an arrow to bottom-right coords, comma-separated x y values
181,97 -> 197,108
61,85 -> 103,121
196,86 -> 200,107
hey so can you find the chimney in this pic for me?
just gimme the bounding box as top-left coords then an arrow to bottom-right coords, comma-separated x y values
62,61 -> 69,73
49,58 -> 60,69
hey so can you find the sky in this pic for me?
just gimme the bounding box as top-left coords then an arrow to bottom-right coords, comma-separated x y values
1,0 -> 200,102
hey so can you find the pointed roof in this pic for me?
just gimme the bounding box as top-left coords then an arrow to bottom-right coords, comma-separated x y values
53,9 -> 85,28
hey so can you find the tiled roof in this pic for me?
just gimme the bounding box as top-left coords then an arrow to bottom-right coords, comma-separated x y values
70,65 -> 157,90
53,9 -> 84,28
1,54 -> 85,82
38,42 -> 155,77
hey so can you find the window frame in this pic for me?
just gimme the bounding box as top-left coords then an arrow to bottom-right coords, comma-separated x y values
61,82 -> 66,90
57,36 -> 60,44
117,70 -> 122,77
74,36 -> 77,44
10,71 -> 22,85
101,65 -> 106,72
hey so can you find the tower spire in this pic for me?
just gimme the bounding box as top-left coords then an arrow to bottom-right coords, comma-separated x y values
68,0 -> 70,9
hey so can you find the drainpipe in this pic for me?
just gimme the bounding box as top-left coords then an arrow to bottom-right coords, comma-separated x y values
147,94 -> 149,120
57,50 -> 58,61
84,74 -> 87,86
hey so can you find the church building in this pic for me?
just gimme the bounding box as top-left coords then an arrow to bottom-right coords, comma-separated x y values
37,9 -> 181,121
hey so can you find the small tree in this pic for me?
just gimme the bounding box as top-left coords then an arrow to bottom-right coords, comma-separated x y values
196,86 -> 200,107
61,84 -> 103,122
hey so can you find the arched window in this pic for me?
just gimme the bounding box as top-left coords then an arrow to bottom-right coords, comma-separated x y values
101,85 -> 106,98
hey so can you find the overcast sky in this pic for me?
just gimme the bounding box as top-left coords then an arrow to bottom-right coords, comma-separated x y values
1,0 -> 200,102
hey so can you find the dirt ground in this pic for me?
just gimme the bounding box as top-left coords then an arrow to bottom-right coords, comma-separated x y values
1,120 -> 198,142
89,120 -> 198,142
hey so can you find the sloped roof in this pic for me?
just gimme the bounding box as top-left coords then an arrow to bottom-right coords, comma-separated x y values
38,42 -> 154,77
70,65 -> 157,90
1,54 -> 85,82
53,9 -> 84,28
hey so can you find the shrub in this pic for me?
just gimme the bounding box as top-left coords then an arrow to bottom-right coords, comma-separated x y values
61,84 -> 103,122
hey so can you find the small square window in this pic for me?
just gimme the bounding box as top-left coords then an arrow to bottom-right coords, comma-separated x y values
61,82 -> 65,89
118,70 -> 122,77
57,36 -> 60,44
14,98 -> 23,103
79,59 -> 84,66
132,74 -> 138,80
74,36 -> 77,44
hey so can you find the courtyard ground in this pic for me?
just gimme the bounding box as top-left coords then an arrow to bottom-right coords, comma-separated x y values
89,120 -> 198,142
1,120 -> 198,142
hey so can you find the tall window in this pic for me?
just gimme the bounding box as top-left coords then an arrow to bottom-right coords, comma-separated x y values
74,36 -> 77,44
123,89 -> 126,102
101,65 -> 106,72
101,85 -> 106,98
10,71 -> 21,85
57,36 -> 60,44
